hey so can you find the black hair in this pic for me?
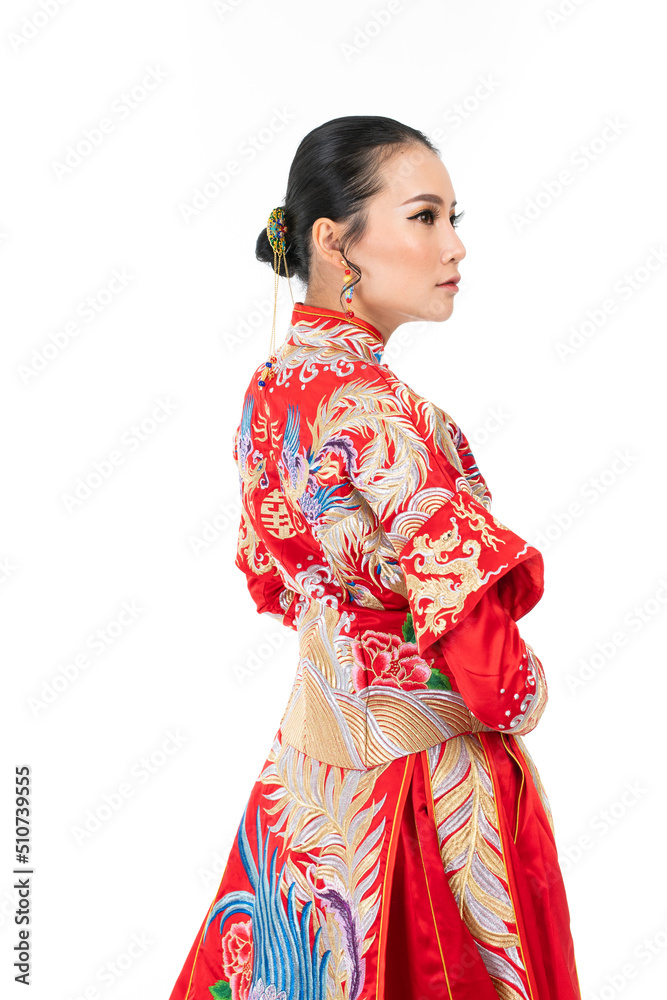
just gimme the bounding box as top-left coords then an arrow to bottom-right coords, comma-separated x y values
255,115 -> 440,313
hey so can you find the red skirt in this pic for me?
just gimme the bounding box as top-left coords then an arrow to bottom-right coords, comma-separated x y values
168,733 -> 581,999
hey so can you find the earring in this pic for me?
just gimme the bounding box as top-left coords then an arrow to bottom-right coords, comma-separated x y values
341,258 -> 355,318
259,206 -> 295,388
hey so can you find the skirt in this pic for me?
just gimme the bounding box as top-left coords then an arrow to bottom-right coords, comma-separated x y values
167,729 -> 582,999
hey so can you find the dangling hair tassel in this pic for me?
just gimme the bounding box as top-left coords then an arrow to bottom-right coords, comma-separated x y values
258,206 -> 295,388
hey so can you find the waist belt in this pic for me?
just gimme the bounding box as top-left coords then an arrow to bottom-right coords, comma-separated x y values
278,599 -> 488,770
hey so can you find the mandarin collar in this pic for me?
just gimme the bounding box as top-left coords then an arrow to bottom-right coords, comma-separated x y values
286,301 -> 385,364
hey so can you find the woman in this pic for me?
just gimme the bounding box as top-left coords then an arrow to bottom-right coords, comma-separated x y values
168,116 -> 582,1000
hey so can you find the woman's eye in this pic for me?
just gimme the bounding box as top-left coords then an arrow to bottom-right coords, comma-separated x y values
410,208 -> 465,227
412,208 -> 439,224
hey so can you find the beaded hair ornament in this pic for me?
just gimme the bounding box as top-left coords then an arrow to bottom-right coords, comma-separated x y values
258,207 -> 295,387
258,205 -> 356,388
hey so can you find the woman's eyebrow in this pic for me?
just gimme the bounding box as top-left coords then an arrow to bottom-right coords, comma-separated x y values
400,194 -> 457,209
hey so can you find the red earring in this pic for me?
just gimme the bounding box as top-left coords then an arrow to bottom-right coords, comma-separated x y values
342,260 -> 354,318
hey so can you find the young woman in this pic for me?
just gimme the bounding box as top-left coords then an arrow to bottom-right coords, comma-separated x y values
168,115 -> 582,1000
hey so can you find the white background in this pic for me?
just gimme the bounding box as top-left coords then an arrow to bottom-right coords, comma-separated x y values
2,1 -> 666,998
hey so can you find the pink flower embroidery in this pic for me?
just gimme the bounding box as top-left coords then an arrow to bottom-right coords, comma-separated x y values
351,629 -> 433,692
221,919 -> 253,1000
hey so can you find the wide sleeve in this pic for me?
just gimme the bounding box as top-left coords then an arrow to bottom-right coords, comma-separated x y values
322,370 -> 547,733
231,421 -> 298,631
234,505 -> 299,631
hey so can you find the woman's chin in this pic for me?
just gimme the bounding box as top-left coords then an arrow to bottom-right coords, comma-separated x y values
420,297 -> 455,323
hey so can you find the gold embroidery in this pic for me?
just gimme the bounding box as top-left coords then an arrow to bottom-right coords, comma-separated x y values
429,734 -> 533,1000
404,562 -> 485,636
401,521 -> 462,575
399,492 -> 518,642
260,488 -> 297,539
278,602 -> 486,769
237,508 -> 275,576
259,742 -> 391,996
451,494 -> 504,551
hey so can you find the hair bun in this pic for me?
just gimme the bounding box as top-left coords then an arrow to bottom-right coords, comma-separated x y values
253,116 -> 438,288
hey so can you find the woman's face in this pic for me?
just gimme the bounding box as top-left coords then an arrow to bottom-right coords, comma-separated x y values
311,145 -> 466,339
352,146 -> 466,336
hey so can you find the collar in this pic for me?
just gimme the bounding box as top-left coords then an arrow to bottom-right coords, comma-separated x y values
287,301 -> 385,364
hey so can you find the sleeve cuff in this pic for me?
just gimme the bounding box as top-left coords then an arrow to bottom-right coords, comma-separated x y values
398,488 -> 544,659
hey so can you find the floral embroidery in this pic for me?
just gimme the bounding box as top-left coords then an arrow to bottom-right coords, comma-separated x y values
208,982 -> 231,999
350,628 -> 432,692
220,920 -> 253,999
403,609 -> 452,691
204,803 -> 331,1000
249,980 -> 287,1000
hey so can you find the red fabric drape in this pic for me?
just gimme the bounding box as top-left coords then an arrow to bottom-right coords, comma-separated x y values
383,746 -> 581,999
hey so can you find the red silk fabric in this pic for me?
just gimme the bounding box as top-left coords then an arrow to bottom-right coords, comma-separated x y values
438,582 -> 537,731
383,746 -> 581,999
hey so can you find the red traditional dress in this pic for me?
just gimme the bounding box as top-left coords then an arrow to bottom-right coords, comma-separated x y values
168,302 -> 582,1000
